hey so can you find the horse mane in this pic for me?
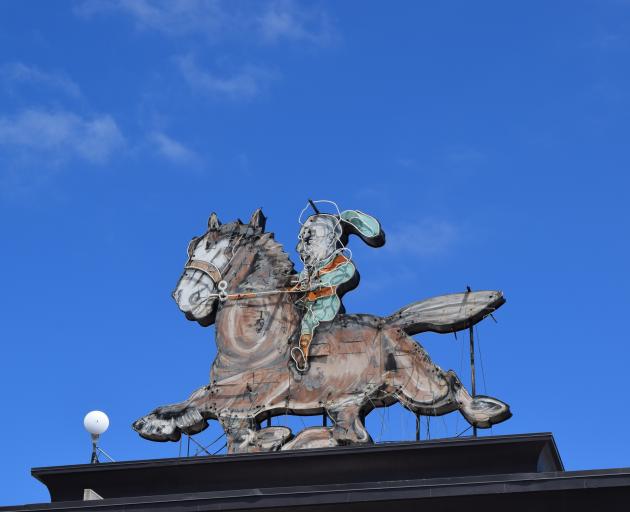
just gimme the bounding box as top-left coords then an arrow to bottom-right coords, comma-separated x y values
216,221 -> 296,290
249,232 -> 296,289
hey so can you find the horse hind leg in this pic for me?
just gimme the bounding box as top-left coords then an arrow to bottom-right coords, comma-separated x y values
281,427 -> 336,450
449,375 -> 512,428
384,328 -> 511,428
281,403 -> 371,451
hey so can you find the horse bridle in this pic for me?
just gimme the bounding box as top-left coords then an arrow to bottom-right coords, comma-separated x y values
184,234 -> 247,302
184,258 -> 230,301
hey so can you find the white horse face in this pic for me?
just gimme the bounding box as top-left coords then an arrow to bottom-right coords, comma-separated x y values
172,236 -> 231,324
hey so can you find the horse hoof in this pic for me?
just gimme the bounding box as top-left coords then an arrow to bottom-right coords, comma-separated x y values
281,427 -> 338,451
132,406 -> 208,442
256,426 -> 293,451
461,395 -> 512,428
132,414 -> 181,442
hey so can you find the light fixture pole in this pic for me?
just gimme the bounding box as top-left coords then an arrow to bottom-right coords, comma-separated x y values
84,411 -> 110,464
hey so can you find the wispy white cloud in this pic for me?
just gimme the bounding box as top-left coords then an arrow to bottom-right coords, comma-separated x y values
75,0 -> 335,46
396,157 -> 417,169
177,55 -> 277,100
359,266 -> 419,293
76,0 -> 229,39
385,219 -> 459,257
444,147 -> 485,165
586,32 -> 628,51
0,109 -> 124,164
150,131 -> 198,165
0,62 -> 82,98
258,0 -> 335,45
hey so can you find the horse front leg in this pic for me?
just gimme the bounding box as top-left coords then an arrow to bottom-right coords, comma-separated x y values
384,328 -> 511,428
132,385 -> 215,442
219,416 -> 259,453
328,403 -> 372,445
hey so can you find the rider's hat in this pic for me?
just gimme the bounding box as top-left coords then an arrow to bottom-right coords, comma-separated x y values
340,210 -> 385,248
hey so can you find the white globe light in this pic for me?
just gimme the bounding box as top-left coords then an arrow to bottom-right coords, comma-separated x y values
84,411 -> 110,435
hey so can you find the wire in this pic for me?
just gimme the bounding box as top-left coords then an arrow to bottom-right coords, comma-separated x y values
186,434 -> 212,456
475,325 -> 488,394
212,442 -> 228,455
194,432 -> 226,456
96,447 -> 115,462
298,199 -> 342,225
455,425 -> 472,437
475,323 -> 494,435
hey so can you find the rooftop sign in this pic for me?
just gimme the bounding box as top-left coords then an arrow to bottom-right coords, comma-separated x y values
133,202 -> 511,453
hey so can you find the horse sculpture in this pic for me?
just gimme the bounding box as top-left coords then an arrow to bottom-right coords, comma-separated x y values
133,208 -> 511,453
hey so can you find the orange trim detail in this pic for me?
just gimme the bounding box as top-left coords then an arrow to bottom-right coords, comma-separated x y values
318,254 -> 349,275
306,286 -> 336,301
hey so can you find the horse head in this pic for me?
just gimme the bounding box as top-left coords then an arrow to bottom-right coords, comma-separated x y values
172,209 -> 267,326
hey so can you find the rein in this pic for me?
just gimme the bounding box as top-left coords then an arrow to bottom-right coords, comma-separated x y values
184,234 -> 341,304
184,260 -> 331,304
185,235 -> 311,304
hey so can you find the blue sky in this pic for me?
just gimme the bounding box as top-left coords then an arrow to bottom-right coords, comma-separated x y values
1,0 -> 630,505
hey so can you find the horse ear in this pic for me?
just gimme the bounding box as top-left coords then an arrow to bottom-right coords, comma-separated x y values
249,208 -> 266,231
208,212 -> 221,230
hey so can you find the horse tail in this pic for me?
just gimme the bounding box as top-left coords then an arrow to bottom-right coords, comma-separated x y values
384,290 -> 505,336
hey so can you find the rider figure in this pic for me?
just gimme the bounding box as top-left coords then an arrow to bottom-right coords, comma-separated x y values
291,202 -> 385,371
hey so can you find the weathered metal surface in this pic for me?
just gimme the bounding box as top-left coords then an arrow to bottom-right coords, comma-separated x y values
133,208 -> 512,453
387,291 -> 505,335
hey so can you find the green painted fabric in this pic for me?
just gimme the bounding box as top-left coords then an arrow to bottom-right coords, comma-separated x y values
340,210 -> 380,239
300,258 -> 355,335
301,295 -> 341,334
